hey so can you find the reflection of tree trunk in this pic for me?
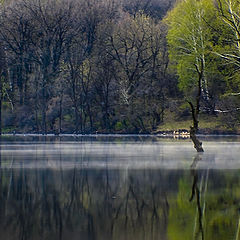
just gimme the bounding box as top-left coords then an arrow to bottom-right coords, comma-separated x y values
0,137 -> 1,212
7,155 -> 14,205
53,194 -> 63,240
190,154 -> 208,240
190,155 -> 202,239
234,216 -> 240,240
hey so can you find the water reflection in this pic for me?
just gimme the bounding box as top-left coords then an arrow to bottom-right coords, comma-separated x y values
0,137 -> 239,240
189,154 -> 207,240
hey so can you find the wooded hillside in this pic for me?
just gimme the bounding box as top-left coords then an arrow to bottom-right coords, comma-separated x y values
0,0 -> 239,134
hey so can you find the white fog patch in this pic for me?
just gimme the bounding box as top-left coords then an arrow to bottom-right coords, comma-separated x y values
0,139 -> 239,170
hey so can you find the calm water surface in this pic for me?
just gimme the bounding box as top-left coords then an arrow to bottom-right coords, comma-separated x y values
0,135 -> 240,240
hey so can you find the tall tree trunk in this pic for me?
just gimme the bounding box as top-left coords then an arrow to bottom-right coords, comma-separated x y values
35,109 -> 39,133
59,94 -> 63,134
41,82 -> 47,134
42,97 -> 47,134
0,96 -> 2,136
74,106 -> 80,133
0,43 -> 6,136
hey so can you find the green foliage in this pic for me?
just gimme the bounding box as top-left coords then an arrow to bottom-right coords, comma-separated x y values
63,114 -> 72,122
0,0 -> 240,133
2,126 -> 16,133
166,0 -> 217,96
214,0 -> 240,93
115,121 -> 124,131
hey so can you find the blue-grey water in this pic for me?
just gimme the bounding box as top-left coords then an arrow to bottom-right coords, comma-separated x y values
0,135 -> 239,240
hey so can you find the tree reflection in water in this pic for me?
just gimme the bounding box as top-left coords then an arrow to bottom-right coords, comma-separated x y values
0,164 -> 173,240
0,150 -> 239,240
189,154 -> 208,240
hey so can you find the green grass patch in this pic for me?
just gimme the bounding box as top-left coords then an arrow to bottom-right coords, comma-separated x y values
156,111 -> 232,133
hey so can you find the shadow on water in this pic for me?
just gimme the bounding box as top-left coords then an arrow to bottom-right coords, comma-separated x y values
0,137 -> 239,240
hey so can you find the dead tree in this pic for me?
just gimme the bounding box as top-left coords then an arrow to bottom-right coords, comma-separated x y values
188,63 -> 204,152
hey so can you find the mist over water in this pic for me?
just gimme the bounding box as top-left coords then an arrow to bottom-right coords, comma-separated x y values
0,136 -> 239,240
0,137 -> 240,169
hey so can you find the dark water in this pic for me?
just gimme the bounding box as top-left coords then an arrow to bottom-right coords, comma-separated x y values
0,135 -> 240,240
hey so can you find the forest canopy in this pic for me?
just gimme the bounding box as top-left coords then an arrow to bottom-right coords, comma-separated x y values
0,0 -> 239,134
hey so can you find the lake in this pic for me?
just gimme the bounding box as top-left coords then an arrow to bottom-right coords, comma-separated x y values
0,135 -> 239,240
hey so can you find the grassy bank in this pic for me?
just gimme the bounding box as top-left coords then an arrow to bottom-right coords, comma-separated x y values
156,111 -> 240,134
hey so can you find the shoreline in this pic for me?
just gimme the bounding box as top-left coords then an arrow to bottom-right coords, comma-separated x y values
1,133 -> 240,137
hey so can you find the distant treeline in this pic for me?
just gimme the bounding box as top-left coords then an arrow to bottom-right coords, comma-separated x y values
0,0 -> 239,134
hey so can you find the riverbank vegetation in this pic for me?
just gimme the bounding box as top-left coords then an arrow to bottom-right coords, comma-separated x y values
0,0 -> 239,134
